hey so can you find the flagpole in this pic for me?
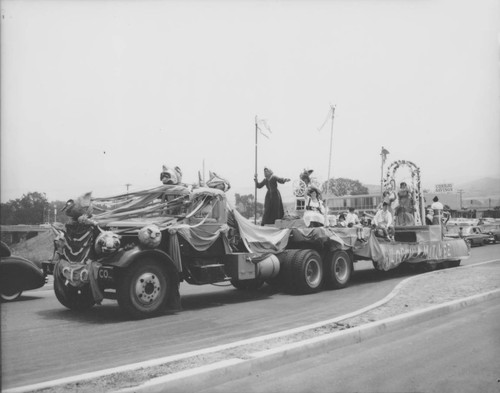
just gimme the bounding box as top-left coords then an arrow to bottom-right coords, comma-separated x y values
380,148 -> 384,196
326,105 -> 336,194
254,115 -> 258,224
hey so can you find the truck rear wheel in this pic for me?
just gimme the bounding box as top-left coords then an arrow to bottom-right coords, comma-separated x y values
324,250 -> 353,289
286,249 -> 323,294
117,258 -> 170,319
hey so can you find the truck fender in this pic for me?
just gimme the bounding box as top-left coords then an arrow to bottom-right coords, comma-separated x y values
105,247 -> 178,272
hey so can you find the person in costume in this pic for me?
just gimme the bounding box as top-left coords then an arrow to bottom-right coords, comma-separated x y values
303,186 -> 325,228
254,167 -> 290,226
379,187 -> 397,215
373,202 -> 395,240
394,181 -> 415,226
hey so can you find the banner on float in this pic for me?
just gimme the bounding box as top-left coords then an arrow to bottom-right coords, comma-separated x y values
377,238 -> 469,268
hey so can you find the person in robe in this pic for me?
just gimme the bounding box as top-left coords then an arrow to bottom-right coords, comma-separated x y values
394,181 -> 415,226
254,167 -> 290,226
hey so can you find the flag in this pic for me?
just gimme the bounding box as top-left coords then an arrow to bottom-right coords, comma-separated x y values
381,147 -> 390,164
256,117 -> 272,138
317,105 -> 336,132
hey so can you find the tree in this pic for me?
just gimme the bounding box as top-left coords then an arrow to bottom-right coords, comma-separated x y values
321,178 -> 369,197
0,192 -> 50,225
234,193 -> 263,219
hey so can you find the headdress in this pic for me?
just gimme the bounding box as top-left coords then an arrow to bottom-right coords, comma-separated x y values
307,185 -> 321,198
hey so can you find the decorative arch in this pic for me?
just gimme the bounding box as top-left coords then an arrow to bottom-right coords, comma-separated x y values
383,160 -> 424,225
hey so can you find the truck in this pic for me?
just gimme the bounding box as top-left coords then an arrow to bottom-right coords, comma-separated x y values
43,163 -> 469,319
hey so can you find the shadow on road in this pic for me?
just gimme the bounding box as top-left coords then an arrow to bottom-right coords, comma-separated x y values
350,263 -> 420,287
37,302 -> 135,324
180,285 -> 279,311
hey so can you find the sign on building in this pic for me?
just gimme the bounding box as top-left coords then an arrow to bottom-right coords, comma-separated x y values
434,183 -> 453,193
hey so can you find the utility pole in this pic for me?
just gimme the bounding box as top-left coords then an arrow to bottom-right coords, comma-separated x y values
326,105 -> 336,196
457,189 -> 464,210
125,183 -> 132,198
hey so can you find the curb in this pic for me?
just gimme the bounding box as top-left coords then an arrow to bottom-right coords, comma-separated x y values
114,288 -> 500,393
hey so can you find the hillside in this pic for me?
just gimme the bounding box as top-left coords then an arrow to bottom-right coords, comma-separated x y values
10,231 -> 55,263
455,177 -> 500,197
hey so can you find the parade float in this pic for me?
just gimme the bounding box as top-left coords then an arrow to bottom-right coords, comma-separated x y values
42,161 -> 469,319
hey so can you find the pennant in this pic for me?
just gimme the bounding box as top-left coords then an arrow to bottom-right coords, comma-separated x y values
317,105 -> 336,132
381,147 -> 390,164
256,117 -> 272,138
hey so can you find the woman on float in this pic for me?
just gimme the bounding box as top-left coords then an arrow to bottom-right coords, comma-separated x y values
303,186 -> 325,228
254,167 -> 290,226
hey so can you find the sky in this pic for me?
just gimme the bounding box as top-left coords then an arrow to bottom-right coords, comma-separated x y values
1,0 -> 499,205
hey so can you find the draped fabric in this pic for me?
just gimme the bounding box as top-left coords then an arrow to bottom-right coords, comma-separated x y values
53,223 -> 95,263
54,259 -> 104,304
92,185 -> 192,227
167,222 -> 232,271
232,209 -> 291,255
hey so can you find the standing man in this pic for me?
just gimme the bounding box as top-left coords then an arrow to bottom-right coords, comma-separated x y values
431,196 -> 444,225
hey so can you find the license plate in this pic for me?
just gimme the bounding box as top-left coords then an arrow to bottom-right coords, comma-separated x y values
98,266 -> 114,281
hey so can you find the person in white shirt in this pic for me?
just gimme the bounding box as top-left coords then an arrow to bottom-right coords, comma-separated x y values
431,196 -> 444,225
373,202 -> 394,239
303,186 -> 325,228
346,207 -> 360,227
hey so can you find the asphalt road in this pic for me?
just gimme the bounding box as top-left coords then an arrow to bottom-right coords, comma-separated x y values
199,297 -> 500,393
1,244 -> 498,390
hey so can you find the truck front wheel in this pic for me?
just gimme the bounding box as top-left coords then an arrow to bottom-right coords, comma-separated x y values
117,259 -> 170,319
323,250 -> 353,289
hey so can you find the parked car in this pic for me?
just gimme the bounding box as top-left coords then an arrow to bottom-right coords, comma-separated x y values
445,225 -> 495,247
478,223 -> 500,243
0,241 -> 46,302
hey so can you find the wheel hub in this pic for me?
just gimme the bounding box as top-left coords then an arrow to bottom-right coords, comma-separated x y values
305,259 -> 321,287
134,272 -> 161,305
334,257 -> 348,281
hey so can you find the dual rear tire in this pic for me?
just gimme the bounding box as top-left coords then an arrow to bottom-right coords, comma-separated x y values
273,249 -> 353,294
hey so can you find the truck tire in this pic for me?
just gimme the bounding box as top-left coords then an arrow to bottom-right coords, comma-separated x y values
288,249 -> 323,294
54,273 -> 95,311
117,258 -> 170,319
323,250 -> 353,289
231,278 -> 264,290
266,250 -> 295,289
